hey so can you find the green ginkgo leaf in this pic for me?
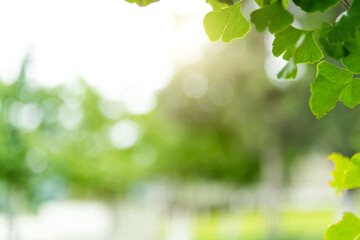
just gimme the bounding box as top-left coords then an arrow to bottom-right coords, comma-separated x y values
342,33 -> 360,74
251,0 -> 293,34
325,213 -> 360,240
310,61 -> 353,118
255,0 -> 290,8
203,1 -> 250,43
339,78 -> 360,108
319,23 -> 349,60
293,0 -> 339,12
272,26 -> 323,64
125,0 -> 159,6
277,58 -> 297,79
328,0 -> 360,42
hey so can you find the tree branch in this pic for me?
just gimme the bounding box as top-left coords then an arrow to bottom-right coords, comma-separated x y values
341,0 -> 351,10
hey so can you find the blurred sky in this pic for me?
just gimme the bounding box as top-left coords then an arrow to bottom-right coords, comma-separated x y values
0,0 -> 211,114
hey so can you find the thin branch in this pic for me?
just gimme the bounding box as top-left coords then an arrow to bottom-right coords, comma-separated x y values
340,0 -> 351,10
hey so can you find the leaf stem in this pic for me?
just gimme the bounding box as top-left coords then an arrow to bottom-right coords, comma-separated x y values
340,0 -> 351,10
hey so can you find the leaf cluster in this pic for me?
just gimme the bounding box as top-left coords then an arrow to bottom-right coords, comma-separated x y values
202,0 -> 360,119
126,0 -> 360,238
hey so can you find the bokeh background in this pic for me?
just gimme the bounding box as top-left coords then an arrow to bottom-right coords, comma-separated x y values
0,0 -> 359,239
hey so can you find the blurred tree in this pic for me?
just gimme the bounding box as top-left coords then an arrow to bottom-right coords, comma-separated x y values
0,55 -> 54,239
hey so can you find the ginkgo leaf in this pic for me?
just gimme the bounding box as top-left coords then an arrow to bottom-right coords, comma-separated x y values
203,1 -> 250,43
342,153 -> 360,189
292,0 -> 339,12
282,0 -> 290,8
277,58 -> 297,79
328,0 -> 360,42
254,0 -> 263,7
327,153 -> 351,194
206,0 -> 228,11
325,213 -> 360,240
251,0 -> 293,33
327,152 -> 360,193
272,26 -> 323,64
319,23 -> 349,60
254,0 -> 272,7
125,0 -> 159,7
320,19 -> 360,73
342,33 -> 360,74
310,61 -> 353,118
339,79 -> 360,108
255,0 -> 290,8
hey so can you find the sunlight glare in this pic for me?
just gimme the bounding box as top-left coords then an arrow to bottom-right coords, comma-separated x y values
0,0 -> 210,114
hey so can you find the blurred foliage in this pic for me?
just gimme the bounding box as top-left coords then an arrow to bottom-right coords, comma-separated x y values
0,2 -> 359,213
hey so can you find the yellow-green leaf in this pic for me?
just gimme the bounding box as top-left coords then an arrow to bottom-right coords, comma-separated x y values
327,152 -> 360,193
327,153 -> 351,194
203,1 -> 250,43
206,0 -> 228,11
325,213 -> 360,240
125,0 -> 159,7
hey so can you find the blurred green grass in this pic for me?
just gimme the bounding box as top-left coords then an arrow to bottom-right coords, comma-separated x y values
157,210 -> 334,240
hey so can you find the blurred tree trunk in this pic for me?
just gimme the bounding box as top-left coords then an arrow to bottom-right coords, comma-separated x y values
343,189 -> 358,214
5,186 -> 19,240
260,139 -> 283,239
106,198 -> 121,240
